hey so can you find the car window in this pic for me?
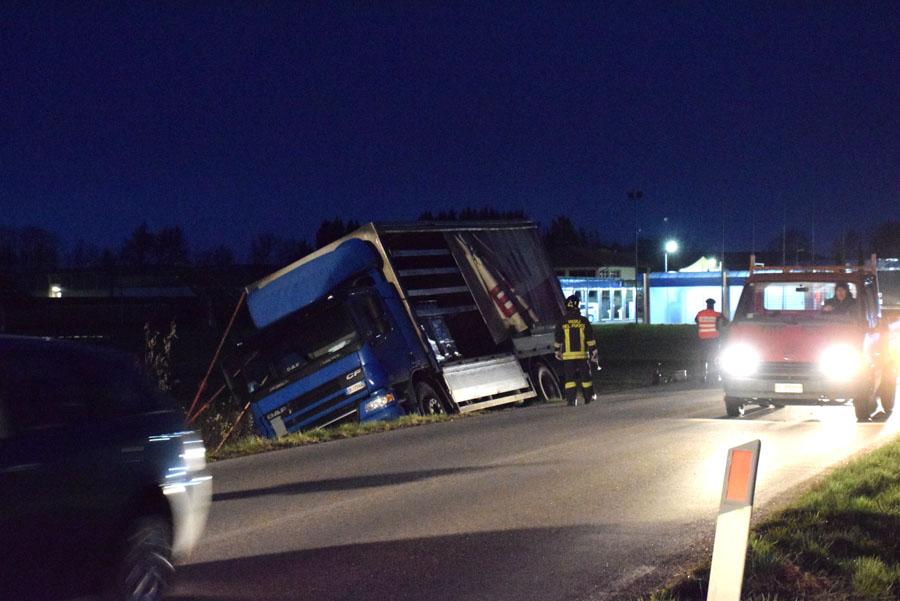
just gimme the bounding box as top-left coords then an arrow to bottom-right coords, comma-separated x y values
73,352 -> 172,418
3,349 -> 93,432
0,396 -> 9,440
1,347 -> 169,432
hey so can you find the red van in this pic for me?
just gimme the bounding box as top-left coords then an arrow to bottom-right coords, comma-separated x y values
721,258 -> 898,421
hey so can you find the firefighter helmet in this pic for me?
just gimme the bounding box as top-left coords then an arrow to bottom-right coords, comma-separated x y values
565,295 -> 580,310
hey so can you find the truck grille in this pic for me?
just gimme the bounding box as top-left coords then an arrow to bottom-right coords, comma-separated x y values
265,368 -> 366,433
756,362 -> 818,381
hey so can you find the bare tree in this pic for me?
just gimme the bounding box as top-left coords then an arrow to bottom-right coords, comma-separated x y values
18,226 -> 60,270
872,221 -> 900,258
250,232 -> 279,266
196,245 -> 236,268
315,218 -> 360,249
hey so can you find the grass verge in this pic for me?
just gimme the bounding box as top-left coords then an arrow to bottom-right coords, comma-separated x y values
210,413 -> 463,461
645,434 -> 900,600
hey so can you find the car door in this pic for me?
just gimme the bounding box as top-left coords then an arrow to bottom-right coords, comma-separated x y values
0,348 -> 89,597
0,375 -> 42,598
0,347 -> 126,598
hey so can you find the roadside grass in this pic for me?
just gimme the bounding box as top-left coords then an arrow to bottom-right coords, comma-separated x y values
208,325 -> 702,459
210,413 -> 463,461
645,435 -> 900,600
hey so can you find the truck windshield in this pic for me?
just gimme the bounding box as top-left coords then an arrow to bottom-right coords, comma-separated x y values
225,299 -> 359,400
734,281 -> 861,324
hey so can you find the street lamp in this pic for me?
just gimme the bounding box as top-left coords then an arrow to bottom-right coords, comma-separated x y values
628,190 -> 643,323
664,239 -> 678,272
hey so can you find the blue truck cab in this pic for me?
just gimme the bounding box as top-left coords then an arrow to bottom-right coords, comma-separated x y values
224,222 -> 566,439
224,239 -> 430,436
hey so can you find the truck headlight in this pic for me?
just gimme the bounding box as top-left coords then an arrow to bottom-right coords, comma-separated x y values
819,344 -> 863,381
720,344 -> 760,378
363,391 -> 395,413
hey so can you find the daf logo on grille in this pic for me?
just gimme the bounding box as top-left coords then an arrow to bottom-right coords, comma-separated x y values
346,369 -> 362,381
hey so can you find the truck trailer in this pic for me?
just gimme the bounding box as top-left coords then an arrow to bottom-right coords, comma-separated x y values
223,221 -> 566,438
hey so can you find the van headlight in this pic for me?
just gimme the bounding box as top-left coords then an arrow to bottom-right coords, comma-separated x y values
819,344 -> 863,381
720,344 -> 761,378
363,390 -> 395,413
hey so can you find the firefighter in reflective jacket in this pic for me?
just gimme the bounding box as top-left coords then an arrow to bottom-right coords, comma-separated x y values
695,298 -> 727,381
554,295 -> 597,406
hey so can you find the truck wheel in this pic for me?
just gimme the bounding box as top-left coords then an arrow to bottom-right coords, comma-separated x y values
416,381 -> 447,416
854,394 -> 876,422
879,369 -> 897,415
724,396 -> 745,417
531,361 -> 562,403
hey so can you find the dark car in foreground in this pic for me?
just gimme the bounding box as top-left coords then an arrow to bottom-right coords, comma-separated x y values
0,336 -> 212,601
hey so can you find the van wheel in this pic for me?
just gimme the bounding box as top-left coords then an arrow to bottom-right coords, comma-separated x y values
855,394 -> 876,421
416,381 -> 448,416
879,369 -> 896,415
724,396 -> 745,417
531,361 -> 562,403
106,515 -> 173,601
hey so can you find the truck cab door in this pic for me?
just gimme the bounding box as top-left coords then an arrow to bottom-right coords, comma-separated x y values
349,289 -> 414,392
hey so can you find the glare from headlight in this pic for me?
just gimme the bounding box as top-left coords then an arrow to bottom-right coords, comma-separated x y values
182,440 -> 207,472
819,344 -> 863,381
720,344 -> 761,378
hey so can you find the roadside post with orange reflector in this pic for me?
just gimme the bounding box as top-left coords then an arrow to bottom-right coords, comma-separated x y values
707,440 -> 761,601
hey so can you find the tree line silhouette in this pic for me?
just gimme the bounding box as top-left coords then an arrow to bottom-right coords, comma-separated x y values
1,214 -> 897,273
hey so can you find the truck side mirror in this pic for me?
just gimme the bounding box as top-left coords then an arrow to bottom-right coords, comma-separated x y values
351,292 -> 392,341
373,314 -> 391,338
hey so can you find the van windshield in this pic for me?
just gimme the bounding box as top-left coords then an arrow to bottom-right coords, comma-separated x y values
225,299 -> 359,401
734,281 -> 862,324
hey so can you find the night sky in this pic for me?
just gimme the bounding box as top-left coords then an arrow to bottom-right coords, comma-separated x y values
2,3 -> 897,259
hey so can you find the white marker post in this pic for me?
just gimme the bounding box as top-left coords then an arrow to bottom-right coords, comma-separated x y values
707,440 -> 761,601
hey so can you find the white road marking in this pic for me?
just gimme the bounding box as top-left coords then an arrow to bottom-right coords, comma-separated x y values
582,564 -> 656,600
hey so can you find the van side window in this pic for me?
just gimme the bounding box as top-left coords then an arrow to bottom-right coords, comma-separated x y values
863,279 -> 878,327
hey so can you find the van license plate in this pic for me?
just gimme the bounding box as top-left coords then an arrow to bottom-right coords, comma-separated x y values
775,383 -> 803,394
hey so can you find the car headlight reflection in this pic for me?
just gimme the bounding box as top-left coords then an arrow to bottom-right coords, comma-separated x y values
720,344 -> 761,378
819,344 -> 863,381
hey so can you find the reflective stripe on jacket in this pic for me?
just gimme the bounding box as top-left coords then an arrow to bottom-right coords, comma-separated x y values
695,309 -> 722,339
554,313 -> 597,360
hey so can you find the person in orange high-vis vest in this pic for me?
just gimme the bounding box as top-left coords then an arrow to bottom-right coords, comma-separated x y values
695,298 -> 727,382
555,295 -> 598,406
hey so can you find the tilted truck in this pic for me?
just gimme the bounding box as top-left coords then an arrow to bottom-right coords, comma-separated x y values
720,256 -> 899,421
222,221 -> 566,438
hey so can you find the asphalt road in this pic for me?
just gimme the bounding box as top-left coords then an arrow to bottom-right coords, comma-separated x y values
169,382 -> 900,601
